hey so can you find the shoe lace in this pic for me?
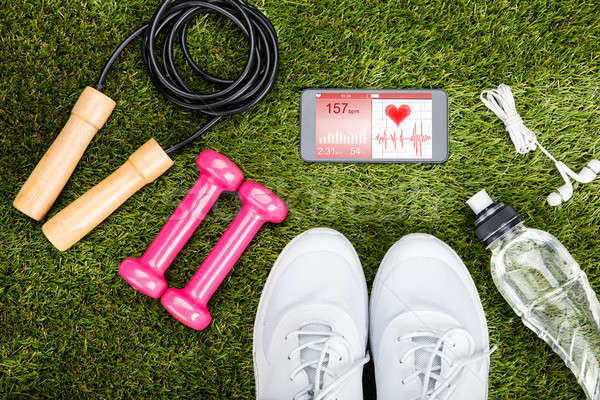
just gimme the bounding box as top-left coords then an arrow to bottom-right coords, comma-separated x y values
399,328 -> 497,400
287,323 -> 370,400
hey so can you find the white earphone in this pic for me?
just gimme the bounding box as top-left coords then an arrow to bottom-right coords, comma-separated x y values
481,84 -> 599,206
546,159 -> 600,206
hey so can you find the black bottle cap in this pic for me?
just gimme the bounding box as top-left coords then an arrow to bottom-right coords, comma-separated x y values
467,190 -> 522,246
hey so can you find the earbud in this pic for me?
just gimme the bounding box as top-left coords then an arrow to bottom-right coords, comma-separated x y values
574,159 -> 600,183
547,182 -> 572,207
547,159 -> 600,206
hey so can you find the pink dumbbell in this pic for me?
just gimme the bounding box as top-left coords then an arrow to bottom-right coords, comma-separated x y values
118,150 -> 243,298
161,181 -> 287,330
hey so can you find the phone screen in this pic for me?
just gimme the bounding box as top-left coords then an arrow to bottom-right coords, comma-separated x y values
315,92 -> 433,160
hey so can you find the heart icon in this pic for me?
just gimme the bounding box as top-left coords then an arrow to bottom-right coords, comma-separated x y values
385,104 -> 411,127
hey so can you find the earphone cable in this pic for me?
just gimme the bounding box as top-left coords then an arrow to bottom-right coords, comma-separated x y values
480,84 -> 558,164
95,0 -> 279,154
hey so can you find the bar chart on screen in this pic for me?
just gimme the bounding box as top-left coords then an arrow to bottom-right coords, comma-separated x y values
372,98 -> 433,159
318,129 -> 369,145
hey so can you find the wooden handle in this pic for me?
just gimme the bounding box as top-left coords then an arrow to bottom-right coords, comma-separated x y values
13,87 -> 116,220
42,139 -> 174,251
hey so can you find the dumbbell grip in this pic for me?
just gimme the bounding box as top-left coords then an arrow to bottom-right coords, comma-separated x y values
138,175 -> 224,275
187,208 -> 263,305
42,139 -> 173,251
13,87 -> 116,221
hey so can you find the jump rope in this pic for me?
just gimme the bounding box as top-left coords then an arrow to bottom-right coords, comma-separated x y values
13,0 -> 279,251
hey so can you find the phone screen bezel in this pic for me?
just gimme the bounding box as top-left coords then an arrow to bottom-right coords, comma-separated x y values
300,89 -> 448,163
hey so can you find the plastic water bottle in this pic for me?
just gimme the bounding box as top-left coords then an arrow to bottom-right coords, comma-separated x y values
467,190 -> 600,399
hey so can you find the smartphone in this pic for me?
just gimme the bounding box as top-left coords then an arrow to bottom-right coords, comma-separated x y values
300,89 -> 448,163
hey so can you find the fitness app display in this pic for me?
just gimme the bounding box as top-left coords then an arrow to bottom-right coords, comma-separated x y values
315,92 -> 433,159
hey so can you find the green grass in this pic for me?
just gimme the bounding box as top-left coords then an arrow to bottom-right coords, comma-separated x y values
2,0 -> 600,398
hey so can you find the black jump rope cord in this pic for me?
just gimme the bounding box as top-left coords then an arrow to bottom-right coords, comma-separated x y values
95,0 -> 279,154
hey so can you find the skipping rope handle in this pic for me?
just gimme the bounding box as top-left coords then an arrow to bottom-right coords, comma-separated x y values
13,87 -> 116,221
42,139 -> 173,251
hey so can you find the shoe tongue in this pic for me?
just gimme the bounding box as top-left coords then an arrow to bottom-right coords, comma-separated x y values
413,336 -> 442,392
299,323 -> 348,391
411,330 -> 473,394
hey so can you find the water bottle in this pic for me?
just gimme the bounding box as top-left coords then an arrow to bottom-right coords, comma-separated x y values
467,189 -> 600,399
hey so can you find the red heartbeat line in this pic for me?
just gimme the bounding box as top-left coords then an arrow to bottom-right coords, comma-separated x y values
375,122 -> 431,157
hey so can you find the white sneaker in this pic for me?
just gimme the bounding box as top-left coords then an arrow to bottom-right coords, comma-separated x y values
370,234 -> 494,400
253,228 -> 370,400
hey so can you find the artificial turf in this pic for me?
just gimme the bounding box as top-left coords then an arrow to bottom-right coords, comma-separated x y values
2,0 -> 600,398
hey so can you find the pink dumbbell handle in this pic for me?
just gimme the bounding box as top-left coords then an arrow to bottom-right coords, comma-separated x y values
138,175 -> 224,276
184,207 -> 264,305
